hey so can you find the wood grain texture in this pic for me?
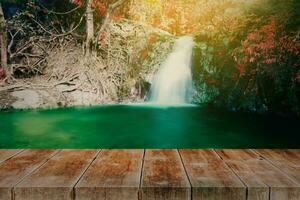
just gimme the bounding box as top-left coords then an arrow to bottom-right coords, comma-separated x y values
217,150 -> 300,200
140,149 -> 191,200
0,149 -> 23,163
255,149 -> 300,185
0,149 -> 58,200
215,149 -> 260,162
14,150 -> 99,200
75,149 -> 144,200
0,149 -> 298,200
180,150 -> 246,200
225,161 -> 269,200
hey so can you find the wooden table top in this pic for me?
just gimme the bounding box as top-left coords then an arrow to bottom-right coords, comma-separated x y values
0,149 -> 299,200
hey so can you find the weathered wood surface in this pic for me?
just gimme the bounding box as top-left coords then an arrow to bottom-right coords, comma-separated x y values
0,149 -> 299,200
255,149 -> 300,185
215,149 -> 260,162
180,150 -> 246,200
216,150 -> 300,200
75,150 -> 144,200
14,150 -> 99,200
141,149 -> 191,200
0,149 -> 58,200
0,149 -> 23,163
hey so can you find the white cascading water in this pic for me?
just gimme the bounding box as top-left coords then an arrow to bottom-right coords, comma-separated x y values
149,36 -> 194,104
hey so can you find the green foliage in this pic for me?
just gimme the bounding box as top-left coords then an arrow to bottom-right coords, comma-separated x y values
192,0 -> 300,115
2,0 -> 299,115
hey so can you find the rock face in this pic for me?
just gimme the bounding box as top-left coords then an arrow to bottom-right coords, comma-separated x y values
69,90 -> 99,105
9,89 -> 103,109
7,89 -> 101,109
11,90 -> 40,109
0,77 -> 151,109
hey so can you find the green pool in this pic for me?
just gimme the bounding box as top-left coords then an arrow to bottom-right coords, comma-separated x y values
0,104 -> 299,148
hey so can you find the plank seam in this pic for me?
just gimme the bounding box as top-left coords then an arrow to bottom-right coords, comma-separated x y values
249,149 -> 263,159
213,150 -> 247,187
252,149 -> 300,186
13,150 -> 61,187
72,149 -> 102,200
140,149 -> 192,200
177,149 -> 192,200
138,149 -> 146,200
269,186 -> 271,200
0,149 -> 25,165
12,149 -> 61,200
213,149 -> 248,200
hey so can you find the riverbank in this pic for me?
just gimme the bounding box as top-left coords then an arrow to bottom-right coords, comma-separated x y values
0,87 -> 145,110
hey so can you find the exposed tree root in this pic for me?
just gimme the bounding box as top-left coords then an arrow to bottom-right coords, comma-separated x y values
0,2 -> 175,109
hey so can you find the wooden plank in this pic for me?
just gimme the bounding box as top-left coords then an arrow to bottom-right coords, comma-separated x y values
226,160 -> 270,200
0,149 -> 58,200
0,149 -> 23,163
255,149 -> 300,185
75,149 -> 144,200
256,149 -> 300,166
180,150 -> 246,200
179,149 -> 220,163
215,149 -> 260,162
140,149 -> 191,200
217,150 -> 300,200
14,149 -> 99,200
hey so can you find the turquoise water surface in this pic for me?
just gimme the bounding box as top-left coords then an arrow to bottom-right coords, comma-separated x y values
0,104 -> 299,148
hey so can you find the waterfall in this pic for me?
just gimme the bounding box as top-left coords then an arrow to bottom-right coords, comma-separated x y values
149,36 -> 194,104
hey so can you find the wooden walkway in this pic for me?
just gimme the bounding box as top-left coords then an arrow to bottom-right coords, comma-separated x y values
0,149 -> 299,200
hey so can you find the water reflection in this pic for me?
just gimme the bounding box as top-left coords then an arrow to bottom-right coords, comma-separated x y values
0,105 -> 299,148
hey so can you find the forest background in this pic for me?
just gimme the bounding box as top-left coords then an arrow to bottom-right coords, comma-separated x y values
0,0 -> 299,116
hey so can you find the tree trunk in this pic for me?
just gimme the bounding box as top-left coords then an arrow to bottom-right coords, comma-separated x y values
99,0 -> 127,34
85,0 -> 126,55
0,3 -> 9,78
85,0 -> 94,56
